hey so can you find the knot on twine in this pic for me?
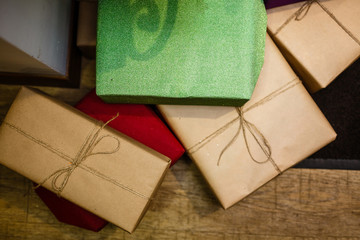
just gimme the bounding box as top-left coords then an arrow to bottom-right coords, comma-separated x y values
34,113 -> 121,196
217,107 -> 281,174
294,0 -> 317,21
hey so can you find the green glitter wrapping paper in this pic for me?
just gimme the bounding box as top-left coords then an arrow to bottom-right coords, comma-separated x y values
96,0 -> 267,106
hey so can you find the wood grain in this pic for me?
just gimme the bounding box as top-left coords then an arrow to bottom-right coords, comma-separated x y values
1,160 -> 360,239
0,58 -> 359,239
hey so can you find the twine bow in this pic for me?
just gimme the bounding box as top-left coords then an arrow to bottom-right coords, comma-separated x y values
217,107 -> 281,173
273,0 -> 360,46
187,78 -> 301,174
294,0 -> 316,21
34,113 -> 120,196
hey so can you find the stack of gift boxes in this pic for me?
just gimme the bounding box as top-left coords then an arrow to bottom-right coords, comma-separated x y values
0,0 -> 359,233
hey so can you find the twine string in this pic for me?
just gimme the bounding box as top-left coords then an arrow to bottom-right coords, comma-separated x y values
33,113 -> 121,196
294,0 -> 315,21
216,108 -> 243,166
188,78 -> 301,173
217,107 -> 281,173
239,108 -> 272,165
273,0 -> 360,46
4,113 -> 150,199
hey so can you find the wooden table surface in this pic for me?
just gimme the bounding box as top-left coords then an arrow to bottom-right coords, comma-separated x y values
1,59 -> 359,239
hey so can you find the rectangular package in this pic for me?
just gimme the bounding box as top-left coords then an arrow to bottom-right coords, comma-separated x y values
0,0 -> 81,87
96,0 -> 267,106
267,0 -> 360,92
0,87 -> 171,233
34,89 -> 185,232
158,35 -> 336,209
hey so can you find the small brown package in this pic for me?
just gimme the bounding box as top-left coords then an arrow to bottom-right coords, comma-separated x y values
0,87 -> 170,233
267,0 -> 360,92
158,35 -> 336,209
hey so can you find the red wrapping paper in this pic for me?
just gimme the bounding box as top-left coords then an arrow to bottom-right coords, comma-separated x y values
35,90 -> 185,231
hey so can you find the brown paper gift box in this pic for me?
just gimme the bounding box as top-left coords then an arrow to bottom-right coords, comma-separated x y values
0,87 -> 171,233
157,35 -> 336,209
267,0 -> 360,92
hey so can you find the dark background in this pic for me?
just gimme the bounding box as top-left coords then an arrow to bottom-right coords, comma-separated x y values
295,58 -> 360,169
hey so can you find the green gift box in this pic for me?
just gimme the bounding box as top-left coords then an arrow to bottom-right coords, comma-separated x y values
96,0 -> 267,106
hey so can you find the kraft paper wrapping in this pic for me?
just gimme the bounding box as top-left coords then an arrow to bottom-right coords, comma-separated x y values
267,0 -> 360,92
0,87 -> 171,233
157,35 -> 336,209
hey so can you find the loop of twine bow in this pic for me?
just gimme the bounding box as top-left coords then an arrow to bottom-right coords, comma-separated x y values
273,0 -> 360,46
34,113 -> 120,196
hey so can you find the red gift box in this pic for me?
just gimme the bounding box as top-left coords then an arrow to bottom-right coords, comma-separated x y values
35,90 -> 185,231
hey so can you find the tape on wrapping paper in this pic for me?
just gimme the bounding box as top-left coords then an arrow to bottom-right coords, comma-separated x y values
3,113 -> 150,199
187,78 -> 302,174
273,0 -> 360,46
